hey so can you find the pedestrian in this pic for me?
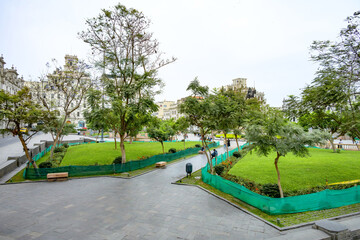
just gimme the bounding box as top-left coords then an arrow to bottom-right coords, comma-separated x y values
338,139 -> 342,149
223,138 -> 226,148
227,139 -> 231,147
211,149 -> 218,159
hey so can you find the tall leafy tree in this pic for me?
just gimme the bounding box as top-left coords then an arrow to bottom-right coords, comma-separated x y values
0,87 -> 56,168
179,78 -> 215,173
304,11 -> 360,139
35,58 -> 92,159
80,3 -> 176,163
209,89 -> 237,157
245,108 -> 328,198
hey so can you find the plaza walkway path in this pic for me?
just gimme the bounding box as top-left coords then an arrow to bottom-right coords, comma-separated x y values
0,142 -> 286,240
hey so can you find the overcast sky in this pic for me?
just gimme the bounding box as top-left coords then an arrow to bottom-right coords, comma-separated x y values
0,0 -> 358,107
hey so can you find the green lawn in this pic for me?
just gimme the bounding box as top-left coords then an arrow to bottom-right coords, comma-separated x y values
61,141 -> 201,166
228,148 -> 360,191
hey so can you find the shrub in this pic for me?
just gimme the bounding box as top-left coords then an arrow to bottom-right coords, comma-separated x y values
233,151 -> 241,158
261,183 -> 280,198
214,165 -> 225,176
113,156 -> 123,164
39,162 -> 53,168
168,148 -> 176,153
63,143 -> 69,148
195,144 -> 201,148
54,152 -> 65,159
336,149 -> 341,153
54,146 -> 65,153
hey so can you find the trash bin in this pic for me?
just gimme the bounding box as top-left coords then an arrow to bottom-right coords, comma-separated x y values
186,163 -> 193,177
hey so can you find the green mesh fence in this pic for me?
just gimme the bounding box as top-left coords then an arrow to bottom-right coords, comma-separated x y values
25,142 -> 219,179
202,145 -> 360,215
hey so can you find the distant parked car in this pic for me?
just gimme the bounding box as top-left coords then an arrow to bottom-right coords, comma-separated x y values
20,128 -> 28,133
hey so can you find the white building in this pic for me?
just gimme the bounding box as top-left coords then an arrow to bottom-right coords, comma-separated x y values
154,99 -> 185,121
0,55 -> 25,95
28,55 -> 89,128
219,77 -> 265,102
0,55 -> 26,129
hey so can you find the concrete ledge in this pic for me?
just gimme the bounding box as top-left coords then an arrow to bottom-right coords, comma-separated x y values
34,142 -> 45,152
268,228 -> 330,240
0,160 -> 17,178
29,146 -> 39,157
7,156 -> 21,167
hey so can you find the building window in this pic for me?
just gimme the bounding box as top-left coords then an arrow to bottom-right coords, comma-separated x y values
77,112 -> 80,117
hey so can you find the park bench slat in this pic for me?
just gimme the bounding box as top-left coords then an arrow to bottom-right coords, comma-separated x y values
47,172 -> 68,181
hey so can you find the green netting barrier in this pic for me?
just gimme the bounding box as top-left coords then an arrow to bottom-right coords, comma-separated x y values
24,142 -> 219,179
202,145 -> 360,215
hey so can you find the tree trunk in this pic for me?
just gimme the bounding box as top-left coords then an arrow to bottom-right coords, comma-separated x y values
19,134 -> 38,169
202,135 -> 213,174
50,117 -> 67,160
161,141 -> 164,154
120,134 -> 126,164
129,136 -> 133,144
235,134 -> 239,150
183,134 -> 186,150
329,138 -> 336,153
224,131 -> 229,158
114,131 -> 117,150
274,152 -> 284,198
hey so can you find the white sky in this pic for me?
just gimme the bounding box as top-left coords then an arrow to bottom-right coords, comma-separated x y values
0,0 -> 359,107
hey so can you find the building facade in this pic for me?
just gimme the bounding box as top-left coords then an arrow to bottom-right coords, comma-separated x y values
0,55 -> 25,95
0,55 -> 26,129
220,77 -> 265,102
28,55 -> 88,128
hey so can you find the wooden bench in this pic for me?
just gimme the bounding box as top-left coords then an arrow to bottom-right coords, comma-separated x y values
155,161 -> 166,168
47,172 -> 69,182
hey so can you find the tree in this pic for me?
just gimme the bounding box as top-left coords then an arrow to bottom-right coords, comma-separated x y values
147,118 -> 176,154
80,3 -> 176,163
0,87 -> 56,168
209,89 -> 238,158
35,57 -> 92,159
179,78 -> 215,173
283,95 -> 339,152
126,112 -> 152,144
175,117 -> 190,150
84,88 -> 109,142
304,11 -> 360,139
245,108 -> 328,198
39,118 -> 77,146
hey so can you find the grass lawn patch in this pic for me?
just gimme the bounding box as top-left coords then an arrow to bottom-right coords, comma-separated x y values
59,141 -> 201,166
228,148 -> 360,192
177,169 -> 360,227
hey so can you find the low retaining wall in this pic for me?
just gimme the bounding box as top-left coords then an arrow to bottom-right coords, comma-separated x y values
0,137 -> 94,179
